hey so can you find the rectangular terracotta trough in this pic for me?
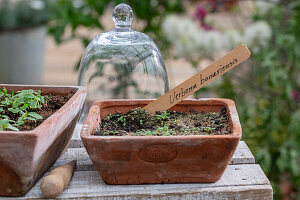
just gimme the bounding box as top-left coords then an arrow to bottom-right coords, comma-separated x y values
81,98 -> 242,184
0,84 -> 87,196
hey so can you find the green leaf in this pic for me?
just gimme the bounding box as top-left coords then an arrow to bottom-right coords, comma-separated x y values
1,115 -> 9,120
0,87 -> 46,129
290,149 -> 299,175
27,117 -> 36,121
22,103 -> 29,110
8,108 -> 20,114
6,124 -> 19,131
28,100 -> 38,109
28,112 -> 43,120
276,147 -> 288,172
256,149 -> 271,173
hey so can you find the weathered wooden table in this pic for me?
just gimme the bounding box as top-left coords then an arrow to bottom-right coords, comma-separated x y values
3,124 -> 273,199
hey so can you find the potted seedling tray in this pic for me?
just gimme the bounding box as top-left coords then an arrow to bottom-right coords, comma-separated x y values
81,99 -> 241,184
0,84 -> 86,196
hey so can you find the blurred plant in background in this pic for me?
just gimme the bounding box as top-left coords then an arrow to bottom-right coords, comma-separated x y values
231,1 -> 300,199
162,11 -> 271,65
0,0 -> 50,30
0,0 -> 53,84
161,2 -> 272,98
47,0 -> 185,69
161,0 -> 299,199
161,0 -> 300,199
0,0 -> 184,66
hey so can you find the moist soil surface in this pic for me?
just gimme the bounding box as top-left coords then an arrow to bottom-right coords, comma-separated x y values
95,107 -> 231,136
2,92 -> 74,131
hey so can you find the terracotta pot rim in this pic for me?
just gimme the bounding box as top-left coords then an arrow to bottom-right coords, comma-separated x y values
0,84 -> 87,135
85,135 -> 242,139
91,98 -> 235,104
81,98 -> 242,139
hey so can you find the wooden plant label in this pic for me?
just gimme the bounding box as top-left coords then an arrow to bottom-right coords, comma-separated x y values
144,44 -> 251,114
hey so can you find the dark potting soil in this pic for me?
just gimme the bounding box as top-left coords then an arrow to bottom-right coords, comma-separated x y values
2,93 -> 74,131
94,107 -> 231,136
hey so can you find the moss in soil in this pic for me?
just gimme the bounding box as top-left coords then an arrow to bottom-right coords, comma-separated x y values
94,107 -> 231,136
1,91 -> 74,131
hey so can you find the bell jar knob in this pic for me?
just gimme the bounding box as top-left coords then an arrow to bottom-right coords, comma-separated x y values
112,3 -> 133,28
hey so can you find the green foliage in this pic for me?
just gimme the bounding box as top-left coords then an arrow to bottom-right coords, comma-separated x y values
47,0 -> 184,69
135,126 -> 175,136
117,115 -> 127,127
215,2 -> 300,198
155,110 -> 170,120
155,110 -> 170,125
105,113 -> 119,121
0,88 -> 45,131
0,0 -> 51,30
0,0 -> 184,60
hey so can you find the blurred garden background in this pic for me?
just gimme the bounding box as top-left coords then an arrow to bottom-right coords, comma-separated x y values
0,0 -> 300,199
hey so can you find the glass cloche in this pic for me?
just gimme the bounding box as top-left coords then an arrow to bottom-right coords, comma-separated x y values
78,3 -> 169,118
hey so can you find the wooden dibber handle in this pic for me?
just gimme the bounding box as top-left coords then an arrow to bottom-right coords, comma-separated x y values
40,160 -> 76,198
144,44 -> 251,114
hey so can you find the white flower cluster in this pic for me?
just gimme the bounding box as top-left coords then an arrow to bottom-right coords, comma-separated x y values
243,21 -> 272,53
29,0 -> 45,10
162,15 -> 272,59
162,15 -> 202,58
162,15 -> 225,58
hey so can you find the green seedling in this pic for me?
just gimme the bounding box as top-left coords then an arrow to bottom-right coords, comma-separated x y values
0,87 -> 46,131
155,110 -> 170,120
136,126 -> 175,136
117,115 -> 127,126
155,110 -> 170,125
98,107 -> 229,137
105,113 -> 120,121
203,127 -> 216,132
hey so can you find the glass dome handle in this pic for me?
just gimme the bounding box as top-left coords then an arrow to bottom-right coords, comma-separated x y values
112,3 -> 133,28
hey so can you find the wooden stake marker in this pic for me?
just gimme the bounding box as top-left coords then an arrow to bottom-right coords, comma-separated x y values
144,44 -> 251,114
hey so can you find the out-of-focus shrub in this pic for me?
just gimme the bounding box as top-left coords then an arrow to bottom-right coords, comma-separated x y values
226,2 -> 300,199
47,0 -> 185,69
163,1 -> 300,199
0,0 -> 50,30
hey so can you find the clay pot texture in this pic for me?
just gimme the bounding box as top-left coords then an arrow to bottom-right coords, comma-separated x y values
0,84 -> 87,196
81,99 -> 242,184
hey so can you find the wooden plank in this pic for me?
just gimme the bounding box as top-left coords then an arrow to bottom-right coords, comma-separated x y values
52,148 -> 95,171
68,138 -> 84,148
8,164 -> 271,199
13,186 -> 273,200
55,141 -> 255,171
230,141 -> 255,165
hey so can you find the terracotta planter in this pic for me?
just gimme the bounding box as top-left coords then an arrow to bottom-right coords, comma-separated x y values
0,84 -> 87,196
81,98 -> 242,184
